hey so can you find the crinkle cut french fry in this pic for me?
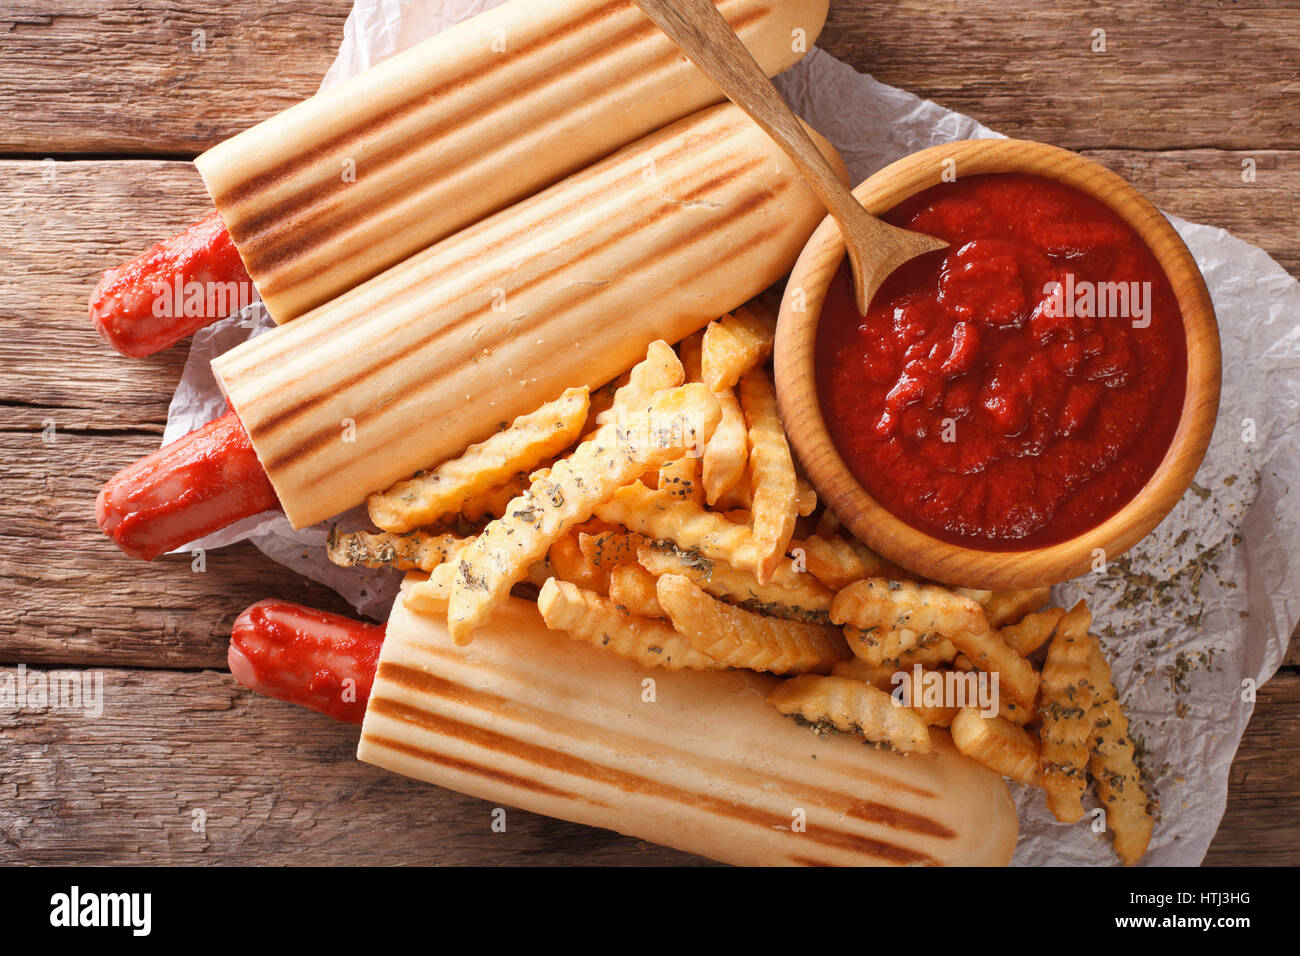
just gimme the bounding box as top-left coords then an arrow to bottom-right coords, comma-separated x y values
814,509 -> 840,538
945,613 -> 1041,713
585,374 -> 624,433
738,367 -> 798,584
608,564 -> 666,618
999,697 -> 1034,726
655,573 -> 848,675
712,470 -> 754,511
459,472 -> 532,523
1086,640 -> 1154,865
911,701 -> 960,728
678,328 -> 705,382
442,382 -> 721,643
950,708 -> 1042,786
832,658 -> 982,723
799,534 -> 913,590
829,657 -> 899,689
548,533 -> 609,593
326,528 -> 470,571
368,386 -> 589,532
767,675 -> 931,754
402,560 -> 462,617
982,588 -> 1053,628
594,482 -> 766,578
537,577 -> 722,671
841,624 -> 924,666
954,588 -> 994,606
701,300 -> 776,391
595,339 -> 684,427
895,637 -> 960,669
636,541 -> 833,622
405,544 -> 553,618
658,333 -> 706,502
578,531 -> 646,571
702,384 -> 748,505
831,579 -> 986,642
658,453 -> 704,504
1038,601 -> 1096,823
832,636 -> 960,676
1000,607 -> 1067,657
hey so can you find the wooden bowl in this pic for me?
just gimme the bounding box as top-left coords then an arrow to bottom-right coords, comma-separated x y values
774,138 -> 1221,589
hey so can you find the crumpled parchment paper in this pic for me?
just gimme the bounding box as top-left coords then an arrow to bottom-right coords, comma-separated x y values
163,0 -> 1299,865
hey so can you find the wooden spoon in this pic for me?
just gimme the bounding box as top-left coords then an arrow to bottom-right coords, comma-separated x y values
633,0 -> 948,312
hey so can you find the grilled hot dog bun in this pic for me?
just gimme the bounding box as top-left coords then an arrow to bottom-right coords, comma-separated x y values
196,0 -> 829,322
357,575 -> 1019,866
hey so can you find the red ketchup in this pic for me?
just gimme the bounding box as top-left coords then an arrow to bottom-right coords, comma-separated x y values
229,600 -> 385,724
96,409 -> 280,561
90,211 -> 252,357
816,172 -> 1187,550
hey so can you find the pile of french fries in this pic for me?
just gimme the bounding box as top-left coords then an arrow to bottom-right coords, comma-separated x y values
327,296 -> 1155,865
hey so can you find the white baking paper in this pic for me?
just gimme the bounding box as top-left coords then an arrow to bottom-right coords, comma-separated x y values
164,0 -> 1300,864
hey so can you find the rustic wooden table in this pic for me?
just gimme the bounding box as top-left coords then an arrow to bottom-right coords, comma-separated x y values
1,0 -> 1296,865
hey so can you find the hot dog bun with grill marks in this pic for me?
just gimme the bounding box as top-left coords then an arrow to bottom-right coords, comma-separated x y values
357,575 -> 1019,866
196,0 -> 830,323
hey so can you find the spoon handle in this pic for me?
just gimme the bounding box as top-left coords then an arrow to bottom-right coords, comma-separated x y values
631,0 -> 866,231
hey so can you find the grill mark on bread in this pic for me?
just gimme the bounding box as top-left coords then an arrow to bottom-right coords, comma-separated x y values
214,0 -> 634,212
222,117 -> 739,371
256,215 -> 776,475
375,661 -> 953,843
391,649 -> 950,833
367,692 -> 935,865
250,159 -> 774,470
228,7 -> 768,292
363,734 -> 585,801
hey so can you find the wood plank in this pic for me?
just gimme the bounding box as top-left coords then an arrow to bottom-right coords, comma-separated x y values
819,0 -> 1300,151
1080,149 -> 1300,277
0,428 -> 359,670
0,666 -> 709,865
1204,669 -> 1300,866
0,0 -> 352,154
2,662 -> 1293,865
2,1 -> 1298,155
3,149 -> 1296,422
0,160 -> 212,416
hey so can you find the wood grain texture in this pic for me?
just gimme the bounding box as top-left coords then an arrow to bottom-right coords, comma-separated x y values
0,426 -> 359,669
1203,673 -> 1300,866
0,0 -> 352,155
0,160 -> 211,416
3,1 -> 1298,155
0,667 -> 710,865
818,0 -> 1300,151
1081,149 -> 1300,276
